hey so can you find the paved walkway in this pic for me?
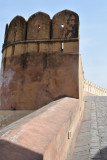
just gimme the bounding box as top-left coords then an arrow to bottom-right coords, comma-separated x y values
68,96 -> 107,160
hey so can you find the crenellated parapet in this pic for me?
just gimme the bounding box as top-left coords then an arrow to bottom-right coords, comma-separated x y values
3,10 -> 79,48
52,10 -> 79,39
27,12 -> 51,40
84,80 -> 107,96
4,16 -> 26,45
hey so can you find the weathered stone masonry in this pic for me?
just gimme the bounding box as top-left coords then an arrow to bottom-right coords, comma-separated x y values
1,10 -> 81,110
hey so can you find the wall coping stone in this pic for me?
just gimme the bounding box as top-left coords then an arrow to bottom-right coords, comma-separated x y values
0,97 -> 79,160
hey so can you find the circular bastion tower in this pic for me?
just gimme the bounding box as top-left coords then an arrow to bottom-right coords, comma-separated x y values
1,10 -> 83,110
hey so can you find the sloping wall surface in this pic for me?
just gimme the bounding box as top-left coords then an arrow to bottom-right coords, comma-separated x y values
0,98 -> 83,160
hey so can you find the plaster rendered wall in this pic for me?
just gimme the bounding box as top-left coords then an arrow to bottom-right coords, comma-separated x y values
1,10 -> 81,110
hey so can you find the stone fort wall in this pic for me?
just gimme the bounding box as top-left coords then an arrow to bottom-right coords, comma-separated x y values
84,80 -> 107,96
4,10 -> 79,45
1,10 -> 83,110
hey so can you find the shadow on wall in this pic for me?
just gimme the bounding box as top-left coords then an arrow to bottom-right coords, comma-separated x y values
0,139 -> 43,160
93,147 -> 107,159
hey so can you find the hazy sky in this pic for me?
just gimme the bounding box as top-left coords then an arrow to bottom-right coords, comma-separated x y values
0,0 -> 107,88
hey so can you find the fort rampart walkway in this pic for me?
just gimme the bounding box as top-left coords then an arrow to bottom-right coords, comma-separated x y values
68,96 -> 107,160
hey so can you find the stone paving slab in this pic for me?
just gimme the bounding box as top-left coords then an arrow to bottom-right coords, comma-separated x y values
67,96 -> 107,160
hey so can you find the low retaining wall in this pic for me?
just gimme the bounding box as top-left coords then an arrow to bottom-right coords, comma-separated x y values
0,97 -> 84,160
